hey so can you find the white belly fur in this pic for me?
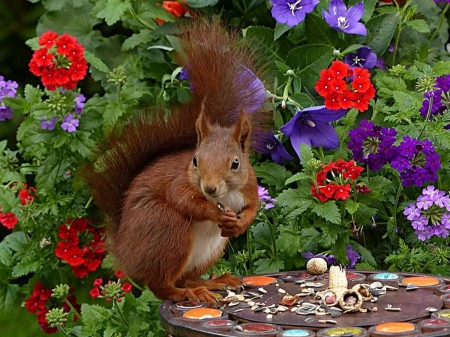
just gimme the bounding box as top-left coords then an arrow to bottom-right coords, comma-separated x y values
184,191 -> 245,272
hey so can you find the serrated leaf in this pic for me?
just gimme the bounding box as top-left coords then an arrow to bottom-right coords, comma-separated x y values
0,241 -> 12,267
81,304 -> 111,336
351,240 -> 377,267
24,85 -> 43,105
93,0 -> 132,26
12,257 -> 40,278
35,152 -> 67,195
344,199 -> 360,215
404,19 -> 430,34
84,50 -> 110,73
3,232 -> 27,252
299,143 -> 314,163
186,0 -> 219,8
122,30 -> 153,51
311,201 -> 341,224
274,23 -> 291,41
300,227 -> 321,252
244,26 -> 288,61
366,13 -> 400,56
0,189 -> 16,213
286,44 -> 334,88
432,61 -> 450,76
277,224 -> 302,256
320,223 -> 341,247
285,172 -> 310,185
2,97 -> 30,114
254,163 -> 292,191
253,258 -> 284,274
103,101 -> 124,130
276,188 -> 311,208
0,284 -> 20,316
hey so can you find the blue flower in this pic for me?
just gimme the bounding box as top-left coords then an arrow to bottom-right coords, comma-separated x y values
253,130 -> 294,165
280,106 -> 347,160
270,0 -> 320,27
322,0 -> 367,36
344,46 -> 377,69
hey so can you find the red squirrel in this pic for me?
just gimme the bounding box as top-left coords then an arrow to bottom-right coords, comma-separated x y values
83,20 -> 265,304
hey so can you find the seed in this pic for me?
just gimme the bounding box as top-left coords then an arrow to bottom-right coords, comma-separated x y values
258,287 -> 267,294
278,288 -> 287,294
318,319 -> 337,324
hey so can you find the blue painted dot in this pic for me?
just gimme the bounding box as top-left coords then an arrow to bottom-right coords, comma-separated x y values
282,330 -> 310,337
373,273 -> 398,280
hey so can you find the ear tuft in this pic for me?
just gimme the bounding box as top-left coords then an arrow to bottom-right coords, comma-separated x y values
233,110 -> 252,153
195,100 -> 211,146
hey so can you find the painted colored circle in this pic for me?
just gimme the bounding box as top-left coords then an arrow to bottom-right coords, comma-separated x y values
242,276 -> 277,286
401,276 -> 440,286
372,273 -> 398,280
182,308 -> 222,319
374,322 -> 415,333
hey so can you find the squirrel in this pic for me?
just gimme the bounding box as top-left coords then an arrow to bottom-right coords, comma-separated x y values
83,19 -> 266,304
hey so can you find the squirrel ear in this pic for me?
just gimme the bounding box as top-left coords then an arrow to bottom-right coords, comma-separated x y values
195,101 -> 211,146
233,110 -> 251,153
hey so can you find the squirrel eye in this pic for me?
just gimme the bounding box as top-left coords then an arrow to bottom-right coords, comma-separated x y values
231,157 -> 239,170
193,155 -> 198,167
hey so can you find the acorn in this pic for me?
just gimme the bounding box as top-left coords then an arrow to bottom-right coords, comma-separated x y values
307,257 -> 328,275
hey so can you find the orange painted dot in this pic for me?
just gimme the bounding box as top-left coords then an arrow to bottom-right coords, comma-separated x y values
182,308 -> 222,320
375,322 -> 415,333
242,276 -> 277,286
401,276 -> 440,286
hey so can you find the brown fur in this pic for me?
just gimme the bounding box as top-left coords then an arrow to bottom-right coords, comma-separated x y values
82,19 -> 264,304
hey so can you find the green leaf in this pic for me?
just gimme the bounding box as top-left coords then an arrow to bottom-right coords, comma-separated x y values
93,0 -> 132,26
70,131 -> 95,158
35,152 -> 67,195
285,172 -> 310,185
24,85 -> 43,105
244,26 -> 289,61
311,201 -> 341,224
81,304 -> 111,336
286,44 -> 334,88
300,227 -> 321,252
289,93 -> 314,109
102,101 -> 124,130
0,189 -> 16,213
12,257 -> 40,278
122,30 -> 153,51
2,97 -> 30,114
0,240 -> 12,267
305,15 -> 338,46
3,232 -> 27,252
253,258 -> 284,274
432,61 -> 450,76
344,199 -> 360,215
404,19 -> 430,34
299,143 -> 314,163
0,284 -> 20,316
186,0 -> 219,8
277,224 -> 302,256
41,0 -> 88,11
366,13 -> 400,56
274,23 -> 291,41
276,188 -> 311,209
320,223 -> 341,247
351,240 -> 377,267
37,4 -> 102,52
84,50 -> 110,73
254,163 -> 292,191
349,0 -> 378,21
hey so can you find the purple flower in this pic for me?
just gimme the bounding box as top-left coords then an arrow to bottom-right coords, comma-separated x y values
403,186 -> 450,241
390,136 -> 440,188
345,245 -> 360,269
436,74 -> 450,92
73,93 -> 86,115
257,185 -> 276,209
0,75 -> 18,121
270,0 -> 320,27
322,0 -> 367,36
347,120 -> 397,171
253,130 -> 294,165
280,106 -> 347,160
40,116 -> 58,130
61,114 -> 79,133
419,89 -> 444,119
344,47 -> 377,69
302,252 -> 337,266
375,57 -> 386,71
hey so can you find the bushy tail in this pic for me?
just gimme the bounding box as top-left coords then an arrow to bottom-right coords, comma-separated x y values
82,18 -> 266,232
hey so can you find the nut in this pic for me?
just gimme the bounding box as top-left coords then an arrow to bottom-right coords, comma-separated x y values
307,258 -> 328,275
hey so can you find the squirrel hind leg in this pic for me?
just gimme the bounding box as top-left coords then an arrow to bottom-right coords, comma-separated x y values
155,284 -> 219,305
178,273 -> 243,291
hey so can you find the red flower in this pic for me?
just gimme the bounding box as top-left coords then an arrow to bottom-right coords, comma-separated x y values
72,265 -> 89,278
155,1 -> 190,24
319,184 -> 336,199
65,247 -> 85,266
38,31 -> 58,49
84,252 -> 102,272
24,295 -> 46,314
93,278 -> 103,287
0,212 -> 18,229
18,186 -> 36,205
55,241 -> 72,259
316,60 -> 376,112
71,218 -> 88,232
89,287 -> 100,299
58,224 -> 77,240
29,31 -> 88,91
333,184 -> 351,200
115,270 -> 126,279
122,283 -> 133,293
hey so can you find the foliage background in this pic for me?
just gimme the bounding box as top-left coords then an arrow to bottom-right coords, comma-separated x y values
1,0 -> 450,336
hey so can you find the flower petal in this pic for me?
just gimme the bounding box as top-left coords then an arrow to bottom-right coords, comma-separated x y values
329,0 -> 348,17
346,22 -> 367,36
289,123 -> 313,160
307,121 -> 340,149
346,2 -> 364,23
307,106 -> 347,123
280,111 -> 301,136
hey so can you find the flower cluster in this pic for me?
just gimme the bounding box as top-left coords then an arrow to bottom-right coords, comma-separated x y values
347,120 -> 398,171
257,185 -> 277,209
29,31 -> 88,91
315,60 -> 376,112
24,282 -> 79,334
54,218 -> 105,278
89,275 -> 133,302
0,75 -> 18,121
18,184 -> 37,205
403,186 -> 450,241
40,92 -> 85,133
0,208 -> 18,230
419,74 -> 450,119
390,136 -> 440,187
344,46 -> 377,69
311,159 -> 365,202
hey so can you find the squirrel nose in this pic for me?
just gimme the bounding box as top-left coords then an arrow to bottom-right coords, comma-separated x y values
203,185 -> 217,195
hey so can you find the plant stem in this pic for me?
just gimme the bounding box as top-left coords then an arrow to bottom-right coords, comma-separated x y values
113,300 -> 129,327
246,225 -> 254,275
63,298 -> 81,318
84,196 -> 93,209
430,3 -> 450,43
259,211 -> 277,257
418,96 -> 433,140
392,183 -> 403,232
128,6 -> 155,30
57,327 -> 70,337
126,277 -> 144,291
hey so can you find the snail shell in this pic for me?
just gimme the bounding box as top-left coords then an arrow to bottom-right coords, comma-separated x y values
351,283 -> 373,301
338,289 -> 363,312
